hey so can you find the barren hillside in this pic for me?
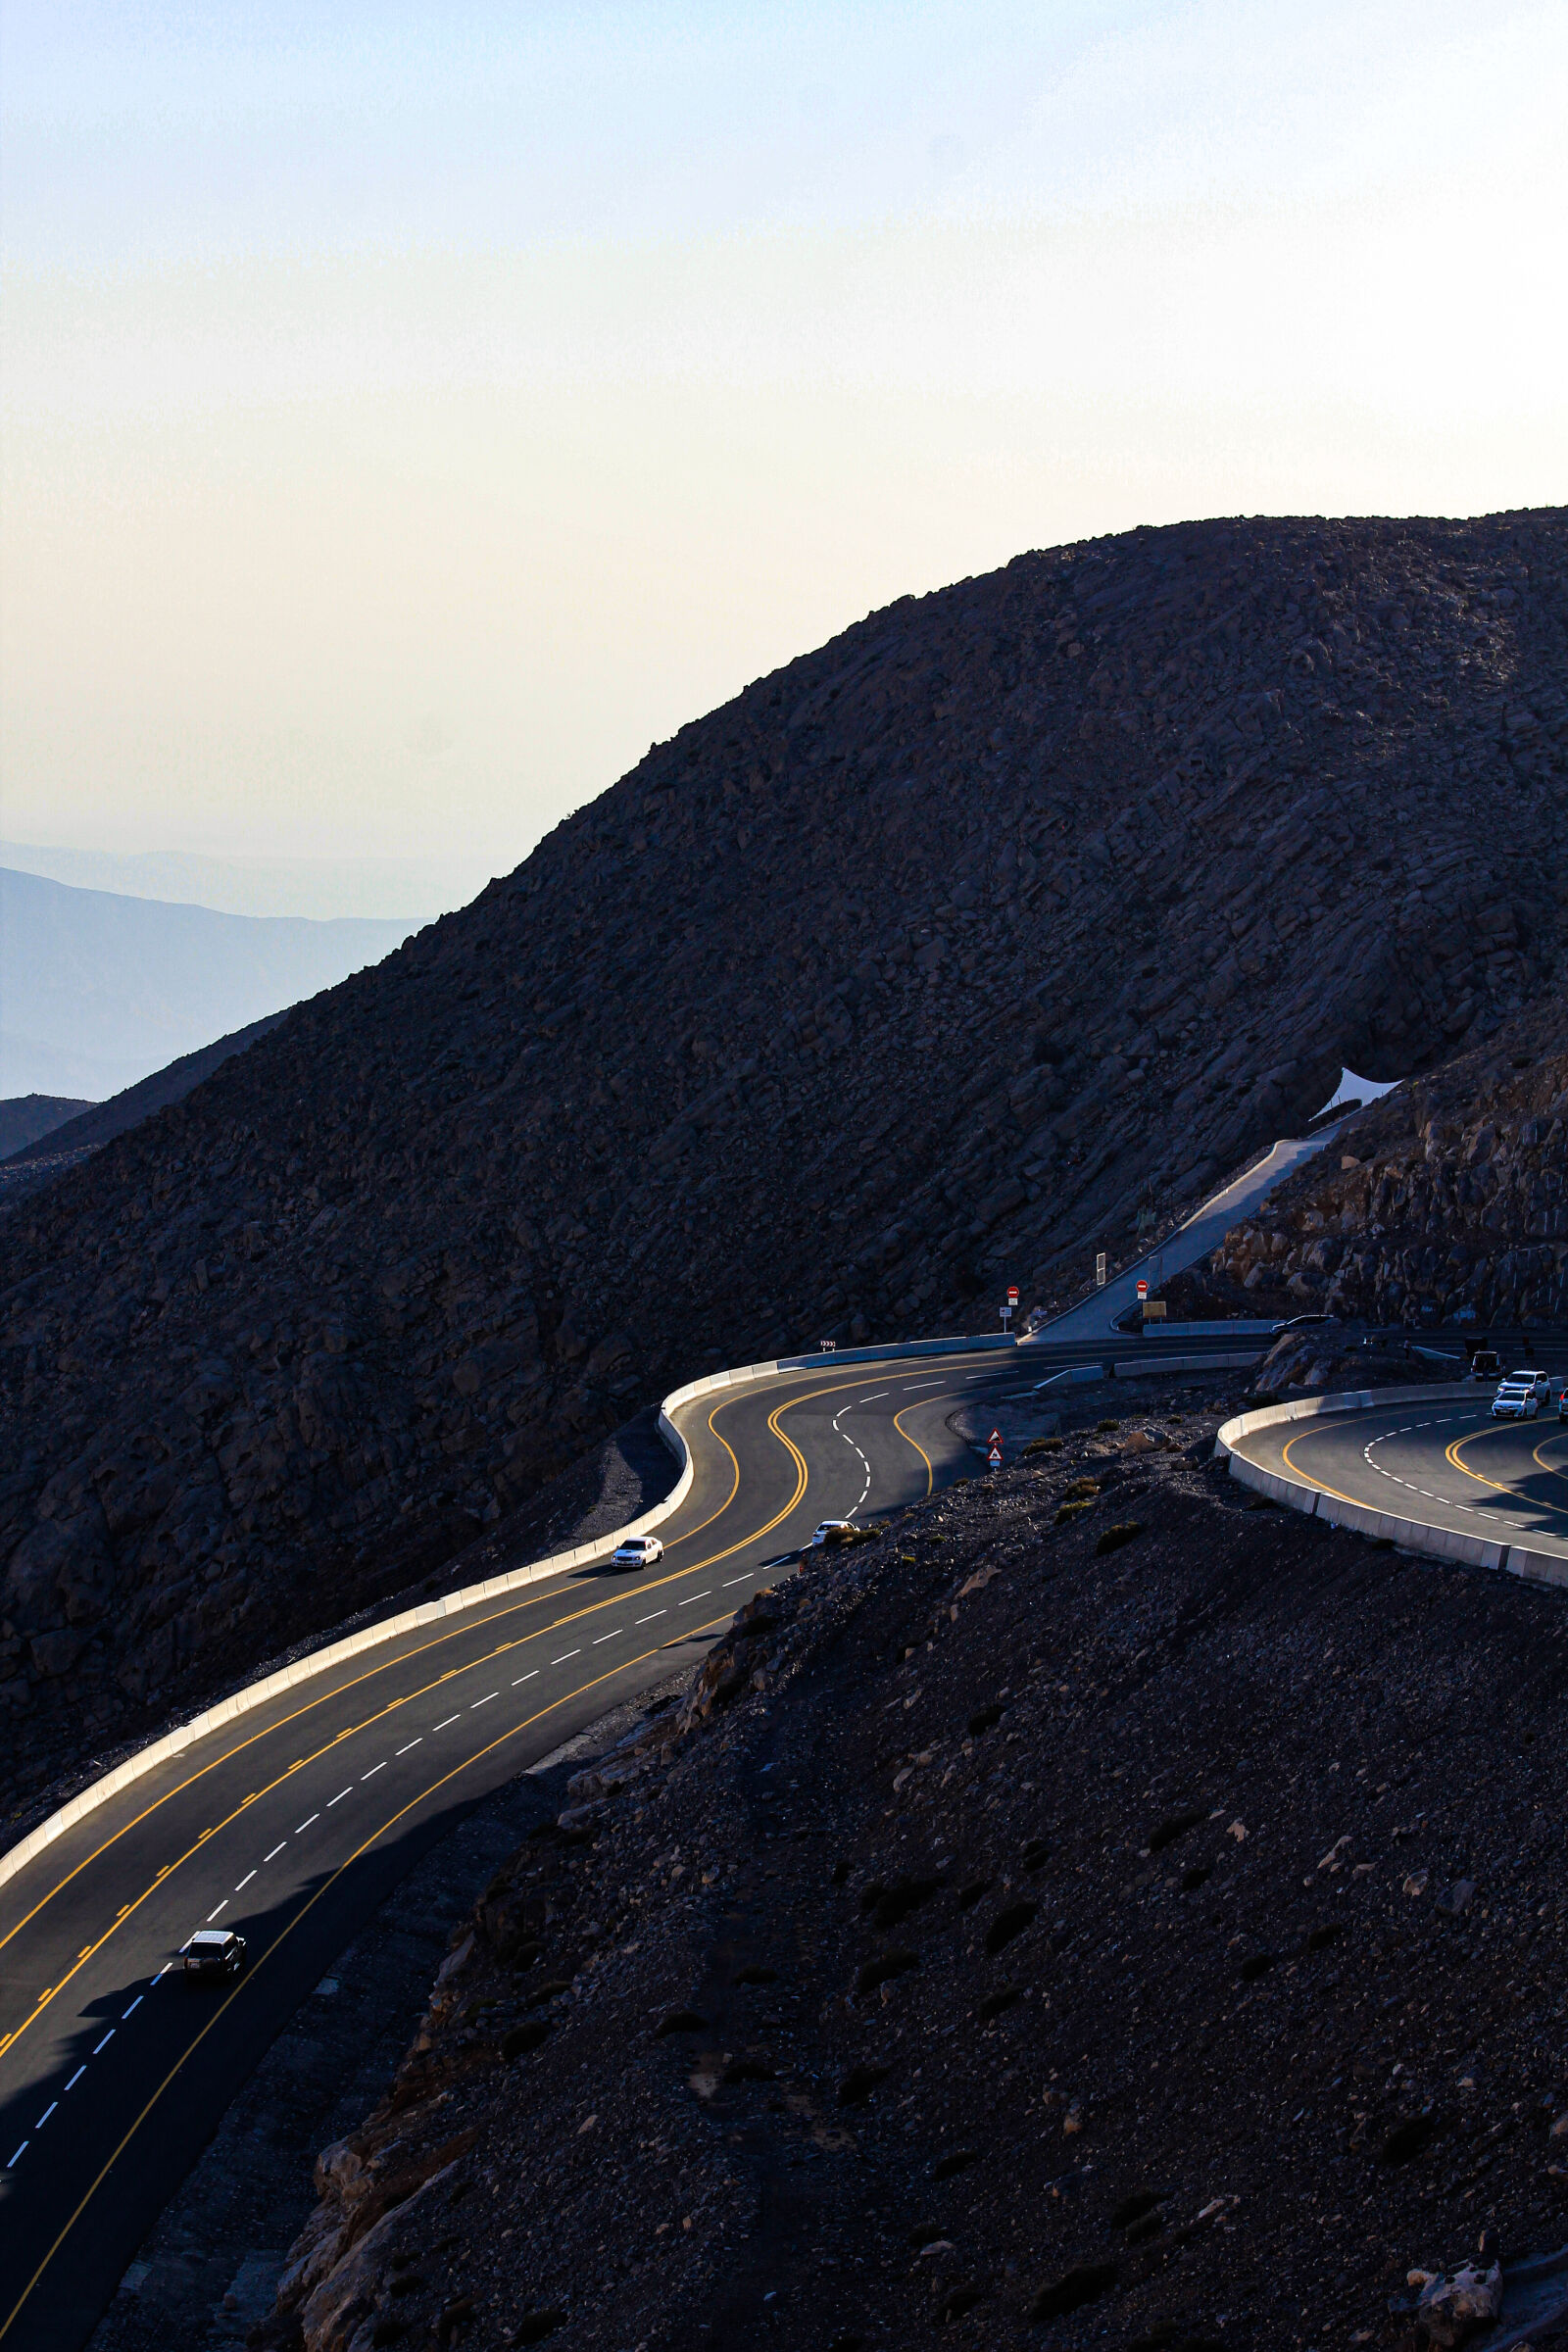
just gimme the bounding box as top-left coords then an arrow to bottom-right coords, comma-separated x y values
1,508 -> 1565,1807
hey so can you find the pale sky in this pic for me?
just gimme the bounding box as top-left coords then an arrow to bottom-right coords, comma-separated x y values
3,1 -> 1564,905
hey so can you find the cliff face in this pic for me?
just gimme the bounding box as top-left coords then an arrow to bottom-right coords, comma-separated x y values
1171,1000 -> 1568,1334
1,509 -> 1566,1802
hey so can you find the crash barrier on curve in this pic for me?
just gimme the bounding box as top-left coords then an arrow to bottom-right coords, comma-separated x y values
0,1330 -> 1021,1897
1215,1383 -> 1568,1593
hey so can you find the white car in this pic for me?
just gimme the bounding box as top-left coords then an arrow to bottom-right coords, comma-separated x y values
612,1534 -> 664,1570
810,1519 -> 857,1547
1491,1370 -> 1550,1420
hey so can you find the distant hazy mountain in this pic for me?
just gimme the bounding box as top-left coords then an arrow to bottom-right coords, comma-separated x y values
0,841 -> 484,922
0,1094 -> 95,1159
0,868 -> 421,1097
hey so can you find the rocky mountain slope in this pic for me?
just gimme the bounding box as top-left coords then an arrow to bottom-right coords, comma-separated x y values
0,1014 -> 285,1206
0,1095 -> 94,1161
1168,996 -> 1568,1334
1,508 -> 1565,1808
253,1400 -> 1568,2352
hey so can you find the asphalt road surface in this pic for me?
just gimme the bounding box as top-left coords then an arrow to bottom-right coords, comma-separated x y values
0,1334 -> 1249,2349
1229,1363 -> 1568,1566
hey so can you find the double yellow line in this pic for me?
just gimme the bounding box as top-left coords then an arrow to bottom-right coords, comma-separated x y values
0,1362 -> 950,2337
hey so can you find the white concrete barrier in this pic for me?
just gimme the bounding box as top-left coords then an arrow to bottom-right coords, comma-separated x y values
1216,1383 -> 1568,1591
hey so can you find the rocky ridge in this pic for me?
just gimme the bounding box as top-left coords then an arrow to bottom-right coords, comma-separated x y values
253,1393 -> 1568,2352
1,509 -> 1566,1807
1169,999 -> 1568,1335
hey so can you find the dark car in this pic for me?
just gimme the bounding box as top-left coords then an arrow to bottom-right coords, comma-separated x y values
182,1928 -> 247,1983
1270,1313 -> 1333,1335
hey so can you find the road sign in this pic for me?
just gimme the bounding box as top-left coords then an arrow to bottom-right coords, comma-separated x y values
1006,1285 -> 1019,1305
1096,1252 -> 1107,1288
988,1428 -> 1002,1445
1136,1279 -> 1148,1300
988,1445 -> 1003,1470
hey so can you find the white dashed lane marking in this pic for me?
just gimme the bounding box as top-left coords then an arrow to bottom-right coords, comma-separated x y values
1358,1410 -> 1568,1538
2,1544 -> 812,2176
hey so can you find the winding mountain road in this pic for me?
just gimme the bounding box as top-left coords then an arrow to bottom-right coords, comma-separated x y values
0,1333 -> 1243,2349
1227,1373 -> 1568,1565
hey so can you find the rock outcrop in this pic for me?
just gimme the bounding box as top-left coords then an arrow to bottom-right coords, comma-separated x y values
1171,998 -> 1568,1333
1,508 -> 1566,1805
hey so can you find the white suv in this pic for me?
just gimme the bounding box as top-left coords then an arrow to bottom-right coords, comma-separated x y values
1491,1370 -> 1550,1420
612,1535 -> 664,1570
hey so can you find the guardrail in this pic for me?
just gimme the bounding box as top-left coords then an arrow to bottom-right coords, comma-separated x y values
0,1330 -> 1024,1897
1216,1384 -> 1568,1593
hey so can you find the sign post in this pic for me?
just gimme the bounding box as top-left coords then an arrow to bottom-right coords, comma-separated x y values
1001,1283 -> 1018,1332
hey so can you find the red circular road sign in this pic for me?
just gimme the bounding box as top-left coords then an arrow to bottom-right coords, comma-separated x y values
1006,1285 -> 1019,1303
1136,1279 -> 1148,1298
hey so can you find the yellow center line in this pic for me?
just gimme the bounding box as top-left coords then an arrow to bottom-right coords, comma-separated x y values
0,1634 -> 687,2340
0,1387 -> 769,1971
890,1395 -> 945,1498
0,1365 -> 880,2066
1279,1423 -> 1389,1513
